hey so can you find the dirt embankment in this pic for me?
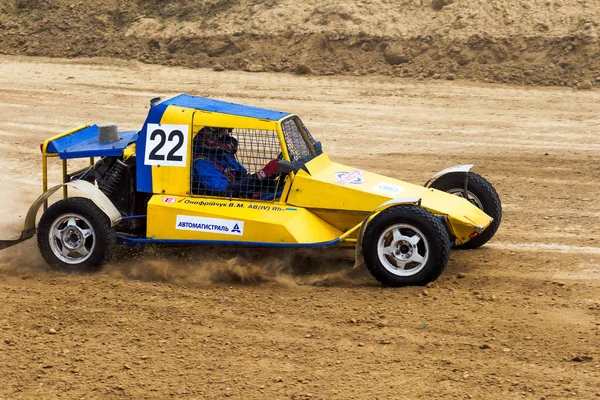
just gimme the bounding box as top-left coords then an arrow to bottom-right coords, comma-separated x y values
1,0 -> 599,87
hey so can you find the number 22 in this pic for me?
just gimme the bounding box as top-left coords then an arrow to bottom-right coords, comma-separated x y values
148,129 -> 184,161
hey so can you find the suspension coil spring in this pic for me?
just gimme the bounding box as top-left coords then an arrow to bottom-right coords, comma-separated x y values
98,159 -> 128,197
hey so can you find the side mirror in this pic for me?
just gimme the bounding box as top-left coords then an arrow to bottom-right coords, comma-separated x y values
313,141 -> 323,155
276,160 -> 295,174
150,97 -> 162,108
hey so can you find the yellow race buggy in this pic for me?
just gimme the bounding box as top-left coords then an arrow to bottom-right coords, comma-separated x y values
0,95 -> 501,287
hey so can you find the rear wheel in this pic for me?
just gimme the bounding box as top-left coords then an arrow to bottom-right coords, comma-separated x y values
363,206 -> 450,287
429,172 -> 501,249
37,197 -> 116,272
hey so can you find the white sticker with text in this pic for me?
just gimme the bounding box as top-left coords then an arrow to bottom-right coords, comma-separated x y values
175,215 -> 244,236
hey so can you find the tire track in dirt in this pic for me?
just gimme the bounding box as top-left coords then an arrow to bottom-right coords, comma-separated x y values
489,242 -> 600,254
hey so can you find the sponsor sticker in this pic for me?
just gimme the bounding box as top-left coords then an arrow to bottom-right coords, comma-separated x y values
334,170 -> 365,185
162,196 -> 177,204
373,182 -> 404,194
175,215 -> 244,236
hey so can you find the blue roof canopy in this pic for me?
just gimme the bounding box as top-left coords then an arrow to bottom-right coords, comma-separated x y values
160,94 -> 290,121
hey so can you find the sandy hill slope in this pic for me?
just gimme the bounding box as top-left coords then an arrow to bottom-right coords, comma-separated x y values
0,0 -> 599,86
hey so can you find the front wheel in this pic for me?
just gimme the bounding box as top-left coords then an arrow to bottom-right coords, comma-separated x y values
429,172 -> 502,249
363,206 -> 450,287
37,197 -> 116,272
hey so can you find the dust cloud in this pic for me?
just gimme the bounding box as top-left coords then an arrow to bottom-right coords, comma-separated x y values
103,246 -> 373,287
0,238 -> 372,287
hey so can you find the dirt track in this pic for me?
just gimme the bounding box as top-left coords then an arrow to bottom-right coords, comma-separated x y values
0,55 -> 599,399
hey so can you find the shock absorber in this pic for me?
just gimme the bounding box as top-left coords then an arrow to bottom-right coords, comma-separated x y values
98,159 -> 128,197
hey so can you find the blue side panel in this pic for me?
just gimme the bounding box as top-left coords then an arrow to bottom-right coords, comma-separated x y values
161,94 -> 290,121
46,126 -> 138,160
136,102 -> 170,193
117,234 -> 340,248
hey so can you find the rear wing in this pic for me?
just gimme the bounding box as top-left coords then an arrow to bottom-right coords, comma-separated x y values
41,124 -> 138,210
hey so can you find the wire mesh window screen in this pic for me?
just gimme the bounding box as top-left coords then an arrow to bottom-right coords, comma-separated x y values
234,128 -> 281,174
191,127 -> 283,200
281,116 -> 316,161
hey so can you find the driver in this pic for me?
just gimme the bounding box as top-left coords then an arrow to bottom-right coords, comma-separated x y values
192,127 -> 280,197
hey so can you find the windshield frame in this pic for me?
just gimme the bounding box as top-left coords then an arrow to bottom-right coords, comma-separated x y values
279,115 -> 319,163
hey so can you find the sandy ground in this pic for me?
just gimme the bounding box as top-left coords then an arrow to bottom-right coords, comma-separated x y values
0,55 -> 599,399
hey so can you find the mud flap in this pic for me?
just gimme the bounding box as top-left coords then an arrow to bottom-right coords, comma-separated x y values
0,181 -> 121,250
353,197 -> 422,268
425,164 -> 474,188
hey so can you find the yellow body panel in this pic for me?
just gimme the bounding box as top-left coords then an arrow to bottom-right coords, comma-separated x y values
310,209 -> 369,235
288,153 -> 493,245
146,195 -> 342,244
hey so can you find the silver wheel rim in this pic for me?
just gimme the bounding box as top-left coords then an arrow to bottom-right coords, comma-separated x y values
48,213 -> 96,264
377,224 -> 429,277
447,188 -> 483,209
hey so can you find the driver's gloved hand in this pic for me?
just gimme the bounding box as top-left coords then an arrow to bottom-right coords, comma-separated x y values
257,159 -> 279,180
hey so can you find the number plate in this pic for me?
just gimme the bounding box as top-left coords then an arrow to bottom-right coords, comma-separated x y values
144,124 -> 189,167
